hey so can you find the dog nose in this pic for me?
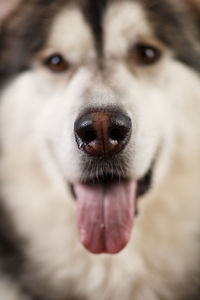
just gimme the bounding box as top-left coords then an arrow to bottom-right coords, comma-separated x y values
74,109 -> 132,157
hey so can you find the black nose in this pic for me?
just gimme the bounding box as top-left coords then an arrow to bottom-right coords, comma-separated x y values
74,108 -> 132,157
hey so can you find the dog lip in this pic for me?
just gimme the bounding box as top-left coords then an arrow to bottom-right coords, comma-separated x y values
136,166 -> 153,198
69,176 -> 128,200
69,165 -> 153,205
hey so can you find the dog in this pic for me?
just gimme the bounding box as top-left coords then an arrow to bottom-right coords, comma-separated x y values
0,0 -> 200,299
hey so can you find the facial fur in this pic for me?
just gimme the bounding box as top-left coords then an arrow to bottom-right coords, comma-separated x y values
0,0 -> 200,299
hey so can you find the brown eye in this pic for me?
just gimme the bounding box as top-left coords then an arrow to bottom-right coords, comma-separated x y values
131,44 -> 161,65
45,54 -> 69,72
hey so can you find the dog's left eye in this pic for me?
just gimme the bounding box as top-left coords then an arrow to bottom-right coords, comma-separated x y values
44,54 -> 69,72
131,44 -> 161,65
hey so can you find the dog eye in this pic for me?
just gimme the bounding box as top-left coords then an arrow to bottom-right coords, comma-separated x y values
44,54 -> 70,72
131,44 -> 161,65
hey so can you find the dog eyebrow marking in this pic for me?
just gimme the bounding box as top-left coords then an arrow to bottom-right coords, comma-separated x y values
104,2 -> 152,58
46,7 -> 94,64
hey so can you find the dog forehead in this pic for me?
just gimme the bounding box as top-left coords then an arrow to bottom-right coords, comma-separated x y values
104,1 -> 150,34
104,1 -> 152,56
46,7 -> 94,60
46,0 -> 151,58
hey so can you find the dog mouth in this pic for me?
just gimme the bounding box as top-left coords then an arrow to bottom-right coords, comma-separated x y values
70,166 -> 152,255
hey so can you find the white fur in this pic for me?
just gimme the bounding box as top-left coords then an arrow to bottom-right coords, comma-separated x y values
0,2 -> 200,300
104,2 -> 152,57
0,277 -> 28,300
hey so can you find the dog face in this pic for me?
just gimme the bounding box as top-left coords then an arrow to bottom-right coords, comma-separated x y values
0,1 -> 194,180
1,0 -> 200,255
0,0 -> 200,299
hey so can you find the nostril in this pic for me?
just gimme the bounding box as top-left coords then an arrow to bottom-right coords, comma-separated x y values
82,129 -> 97,144
74,114 -> 97,148
109,126 -> 128,142
76,127 -> 97,145
109,113 -> 132,146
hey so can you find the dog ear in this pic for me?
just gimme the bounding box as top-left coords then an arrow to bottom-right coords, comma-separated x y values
0,0 -> 21,23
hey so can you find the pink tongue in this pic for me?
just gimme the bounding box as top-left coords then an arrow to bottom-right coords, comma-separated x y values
74,181 -> 137,254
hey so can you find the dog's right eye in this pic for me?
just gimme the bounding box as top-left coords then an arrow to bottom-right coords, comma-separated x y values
131,44 -> 161,66
44,54 -> 70,72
